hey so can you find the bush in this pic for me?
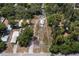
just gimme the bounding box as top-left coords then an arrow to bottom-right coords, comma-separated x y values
49,44 -> 59,54
71,42 -> 79,53
49,35 -> 78,55
55,35 -> 64,45
0,39 -> 6,52
9,20 -> 17,25
47,13 -> 64,27
0,23 -> 6,36
0,23 -> 6,31
59,44 -> 72,55
18,26 -> 33,47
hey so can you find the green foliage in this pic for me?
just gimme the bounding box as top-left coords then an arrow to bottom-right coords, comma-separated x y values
55,35 -> 64,45
0,23 -> 6,31
0,4 -> 15,19
9,20 -> 17,26
45,4 -> 59,16
0,3 -> 42,20
71,42 -> 79,53
48,9 -> 79,55
18,26 -> 33,47
0,39 -> 6,52
47,3 -> 79,55
50,25 -> 79,55
47,13 -> 64,27
0,23 -> 6,51
70,21 -> 79,35
45,4 -> 74,20
49,44 -> 59,54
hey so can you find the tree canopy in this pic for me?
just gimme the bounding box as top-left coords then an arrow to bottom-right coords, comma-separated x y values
46,3 -> 79,55
17,26 -> 33,47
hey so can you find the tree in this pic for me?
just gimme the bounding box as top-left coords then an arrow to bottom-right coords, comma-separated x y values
0,23 -> 6,36
45,4 -> 59,16
0,3 -> 42,20
71,42 -> 79,53
0,4 -> 15,20
29,3 -> 42,15
14,5 -> 27,19
47,4 -> 79,55
0,23 -> 6,31
0,39 -> 6,52
50,35 -> 72,55
49,44 -> 59,54
17,26 -> 33,47
47,13 -> 64,27
0,23 -> 6,52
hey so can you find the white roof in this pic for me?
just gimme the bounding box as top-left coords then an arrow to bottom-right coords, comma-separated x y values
1,35 -> 8,42
10,31 -> 19,43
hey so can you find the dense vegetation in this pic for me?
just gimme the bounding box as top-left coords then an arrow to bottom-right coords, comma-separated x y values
17,26 -> 33,47
0,23 -> 6,52
0,23 -> 6,31
0,3 -> 42,20
46,4 -> 79,55
0,39 -> 6,52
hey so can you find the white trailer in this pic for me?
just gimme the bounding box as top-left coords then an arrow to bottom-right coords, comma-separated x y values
10,31 -> 19,43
